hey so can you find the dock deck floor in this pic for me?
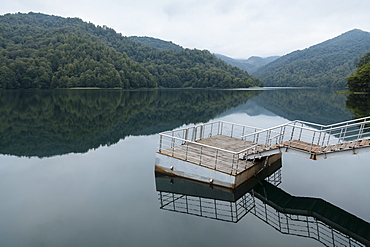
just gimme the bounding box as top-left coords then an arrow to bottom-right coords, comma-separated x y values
159,135 -> 264,175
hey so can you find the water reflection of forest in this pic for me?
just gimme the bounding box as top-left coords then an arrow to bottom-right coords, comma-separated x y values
0,88 -> 357,158
253,88 -> 353,124
346,93 -> 370,119
0,89 -> 259,157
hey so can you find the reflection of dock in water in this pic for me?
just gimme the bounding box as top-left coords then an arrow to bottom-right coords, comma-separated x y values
156,117 -> 370,188
155,166 -> 370,247
156,157 -> 282,223
253,181 -> 370,247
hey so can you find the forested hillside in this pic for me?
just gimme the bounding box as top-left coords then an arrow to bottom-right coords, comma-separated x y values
347,51 -> 370,92
0,12 -> 263,89
253,29 -> 370,87
129,36 -> 183,51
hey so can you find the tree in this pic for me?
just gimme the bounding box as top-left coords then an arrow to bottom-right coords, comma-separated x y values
0,66 -> 17,88
347,51 -> 370,92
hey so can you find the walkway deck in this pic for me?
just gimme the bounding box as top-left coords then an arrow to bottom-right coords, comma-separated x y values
160,135 -> 263,175
267,138 -> 370,160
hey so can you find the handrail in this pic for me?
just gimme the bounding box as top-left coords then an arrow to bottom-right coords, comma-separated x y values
241,121 -> 297,139
293,116 -> 370,128
160,133 -> 240,155
160,120 -> 265,135
210,120 -> 264,130
158,117 -> 370,167
242,119 -> 370,139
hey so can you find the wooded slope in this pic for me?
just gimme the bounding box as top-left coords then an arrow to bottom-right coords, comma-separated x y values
253,29 -> 370,87
0,12 -> 263,89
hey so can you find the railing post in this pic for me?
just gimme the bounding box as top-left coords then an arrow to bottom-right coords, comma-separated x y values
234,154 -> 239,175
185,142 -> 189,160
252,129 -> 257,143
320,127 -> 326,147
280,126 -> 286,144
290,122 -> 296,141
193,127 -> 197,141
317,129 -> 322,146
171,134 -> 175,157
310,131 -> 316,152
185,128 -> 189,140
357,123 -> 365,140
159,134 -> 163,152
199,146 -> 203,164
231,154 -> 235,175
326,127 -> 332,146
298,123 -> 304,140
200,124 -> 204,140
231,124 -> 234,138
266,130 -> 271,146
341,123 -> 349,142
214,150 -> 218,170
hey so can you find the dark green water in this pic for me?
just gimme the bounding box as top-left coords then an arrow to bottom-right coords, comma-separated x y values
0,88 -> 369,246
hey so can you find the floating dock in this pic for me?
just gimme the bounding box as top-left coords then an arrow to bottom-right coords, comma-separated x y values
155,117 -> 370,188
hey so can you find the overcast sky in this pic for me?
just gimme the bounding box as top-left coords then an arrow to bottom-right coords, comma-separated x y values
2,0 -> 370,58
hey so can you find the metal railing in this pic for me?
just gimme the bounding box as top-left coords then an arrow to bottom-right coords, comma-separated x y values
158,121 -> 263,174
158,191 -> 255,223
241,117 -> 370,156
158,117 -> 370,169
159,121 -> 262,144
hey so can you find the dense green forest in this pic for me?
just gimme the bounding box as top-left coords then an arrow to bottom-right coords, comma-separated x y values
0,12 -> 263,89
347,51 -> 370,92
0,89 -> 260,157
130,36 -> 183,51
253,29 -> 370,87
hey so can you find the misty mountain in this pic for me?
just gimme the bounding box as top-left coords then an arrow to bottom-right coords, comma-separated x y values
215,54 -> 279,74
252,29 -> 370,87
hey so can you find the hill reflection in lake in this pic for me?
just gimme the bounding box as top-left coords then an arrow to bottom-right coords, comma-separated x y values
0,88 -> 353,157
0,89 -> 259,157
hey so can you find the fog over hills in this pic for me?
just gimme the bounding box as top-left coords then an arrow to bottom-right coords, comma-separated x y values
215,54 -> 280,74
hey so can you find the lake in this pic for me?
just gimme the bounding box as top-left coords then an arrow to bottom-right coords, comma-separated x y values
0,88 -> 369,246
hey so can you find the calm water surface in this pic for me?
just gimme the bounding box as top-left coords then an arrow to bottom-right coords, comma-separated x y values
0,88 -> 369,246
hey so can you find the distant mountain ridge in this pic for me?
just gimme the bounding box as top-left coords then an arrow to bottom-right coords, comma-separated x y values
215,54 -> 280,74
252,29 -> 370,87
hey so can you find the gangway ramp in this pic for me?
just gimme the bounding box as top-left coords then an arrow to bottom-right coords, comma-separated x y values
240,116 -> 370,160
